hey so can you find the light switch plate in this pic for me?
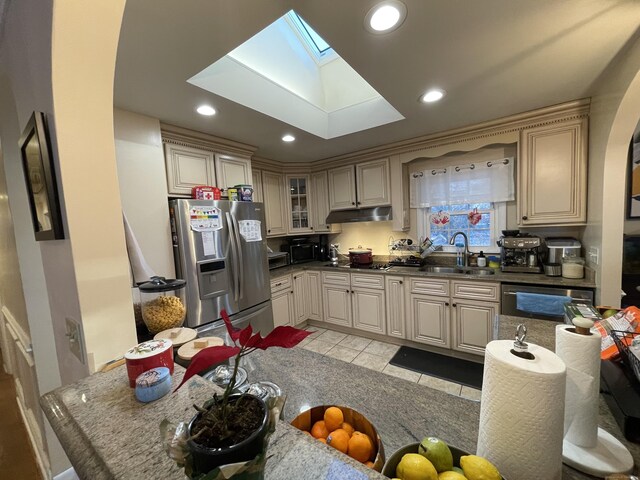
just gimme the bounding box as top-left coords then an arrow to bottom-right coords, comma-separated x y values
65,317 -> 85,364
588,246 -> 599,265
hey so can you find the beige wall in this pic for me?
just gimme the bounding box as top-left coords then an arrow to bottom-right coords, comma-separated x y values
583,32 -> 640,306
114,108 -> 175,279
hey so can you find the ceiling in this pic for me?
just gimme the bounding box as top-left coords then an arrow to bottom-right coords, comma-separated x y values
115,0 -> 640,163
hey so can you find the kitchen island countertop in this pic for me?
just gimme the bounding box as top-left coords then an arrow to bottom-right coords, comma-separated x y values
42,316 -> 637,479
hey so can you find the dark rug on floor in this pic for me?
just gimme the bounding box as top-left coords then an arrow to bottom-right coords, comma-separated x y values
389,346 -> 484,389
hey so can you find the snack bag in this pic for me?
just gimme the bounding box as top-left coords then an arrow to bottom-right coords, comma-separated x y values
593,306 -> 640,360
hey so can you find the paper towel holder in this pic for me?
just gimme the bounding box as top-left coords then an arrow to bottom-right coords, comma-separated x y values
511,324 -> 535,360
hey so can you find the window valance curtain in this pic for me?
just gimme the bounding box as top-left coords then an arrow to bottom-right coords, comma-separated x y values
410,157 -> 515,207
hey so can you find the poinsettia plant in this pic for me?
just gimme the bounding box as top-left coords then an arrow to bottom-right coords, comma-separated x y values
175,309 -> 311,433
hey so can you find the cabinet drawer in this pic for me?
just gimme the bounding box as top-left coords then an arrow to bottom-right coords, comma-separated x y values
322,271 -> 350,286
451,281 -> 500,302
350,273 -> 384,290
409,277 -> 449,296
270,275 -> 292,293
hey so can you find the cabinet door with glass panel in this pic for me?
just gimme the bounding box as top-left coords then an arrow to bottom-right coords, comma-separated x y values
285,175 -> 313,234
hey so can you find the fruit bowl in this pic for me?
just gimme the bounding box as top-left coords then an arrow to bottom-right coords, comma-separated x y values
382,442 -> 507,479
291,405 -> 385,472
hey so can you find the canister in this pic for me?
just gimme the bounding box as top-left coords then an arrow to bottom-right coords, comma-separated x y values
562,256 -> 585,279
235,185 -> 253,201
124,339 -> 174,388
202,364 -> 248,392
227,188 -> 239,201
134,367 -> 171,403
139,277 -> 187,334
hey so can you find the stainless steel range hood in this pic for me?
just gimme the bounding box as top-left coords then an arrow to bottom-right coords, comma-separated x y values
325,206 -> 392,224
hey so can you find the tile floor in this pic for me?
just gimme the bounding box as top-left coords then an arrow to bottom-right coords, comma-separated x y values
299,326 -> 482,401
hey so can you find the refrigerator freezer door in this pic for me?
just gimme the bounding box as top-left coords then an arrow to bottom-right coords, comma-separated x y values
196,300 -> 274,341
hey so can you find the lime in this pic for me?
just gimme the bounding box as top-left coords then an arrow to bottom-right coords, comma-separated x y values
396,453 -> 438,480
418,437 -> 454,472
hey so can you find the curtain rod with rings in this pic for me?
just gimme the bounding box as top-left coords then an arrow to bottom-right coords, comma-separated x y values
411,157 -> 511,178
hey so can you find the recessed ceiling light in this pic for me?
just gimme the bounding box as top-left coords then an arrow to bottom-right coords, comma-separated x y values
282,134 -> 295,142
196,105 -> 216,116
365,1 -> 407,33
420,89 -> 446,103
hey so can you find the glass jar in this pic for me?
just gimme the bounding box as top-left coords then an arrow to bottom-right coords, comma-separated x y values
562,256 -> 585,279
139,277 -> 187,334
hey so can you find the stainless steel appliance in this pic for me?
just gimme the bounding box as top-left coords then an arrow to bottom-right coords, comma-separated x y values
501,283 -> 594,320
497,232 -> 543,273
169,200 -> 273,333
281,237 -> 318,264
545,237 -> 582,263
267,251 -> 289,270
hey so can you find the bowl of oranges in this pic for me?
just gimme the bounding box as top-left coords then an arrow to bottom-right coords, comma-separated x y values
291,405 -> 385,471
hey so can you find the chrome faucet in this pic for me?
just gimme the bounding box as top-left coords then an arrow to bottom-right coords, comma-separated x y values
449,232 -> 470,267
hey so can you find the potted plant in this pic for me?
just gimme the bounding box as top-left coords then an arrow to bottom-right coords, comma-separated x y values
165,309 -> 311,479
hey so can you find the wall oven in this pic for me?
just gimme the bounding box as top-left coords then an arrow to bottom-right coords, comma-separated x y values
501,283 -> 594,321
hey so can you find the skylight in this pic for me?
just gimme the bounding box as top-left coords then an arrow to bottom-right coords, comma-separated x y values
287,10 -> 333,58
187,10 -> 404,139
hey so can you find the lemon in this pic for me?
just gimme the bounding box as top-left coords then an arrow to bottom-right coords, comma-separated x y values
396,453 -> 438,480
460,455 -> 501,480
438,471 -> 468,480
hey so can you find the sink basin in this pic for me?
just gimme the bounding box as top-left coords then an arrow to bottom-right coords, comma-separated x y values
420,265 -> 495,275
420,266 -> 458,273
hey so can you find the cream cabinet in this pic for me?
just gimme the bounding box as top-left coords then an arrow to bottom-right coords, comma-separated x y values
310,171 -> 333,233
164,143 -> 216,196
385,276 -> 405,338
518,117 -> 588,225
215,153 -> 252,189
292,272 -> 308,325
271,275 -> 294,328
285,175 -> 313,234
306,270 -> 323,322
262,171 -> 287,237
409,294 -> 451,348
251,169 -> 263,203
328,158 -> 391,210
321,271 -> 385,333
452,299 -> 498,355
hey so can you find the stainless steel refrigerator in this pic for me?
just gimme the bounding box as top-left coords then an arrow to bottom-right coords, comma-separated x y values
169,200 -> 273,335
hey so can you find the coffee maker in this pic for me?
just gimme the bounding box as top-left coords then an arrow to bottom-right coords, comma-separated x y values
497,231 -> 542,273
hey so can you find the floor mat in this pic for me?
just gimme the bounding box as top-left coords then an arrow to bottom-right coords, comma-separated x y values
389,346 -> 483,389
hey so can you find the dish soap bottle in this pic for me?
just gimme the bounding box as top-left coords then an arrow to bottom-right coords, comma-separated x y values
456,242 -> 465,267
477,251 -> 487,267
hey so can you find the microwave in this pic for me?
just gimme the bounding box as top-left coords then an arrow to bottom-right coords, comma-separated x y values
281,242 -> 318,264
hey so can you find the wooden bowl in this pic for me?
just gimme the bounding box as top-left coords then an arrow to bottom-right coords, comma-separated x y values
381,442 -> 507,479
291,405 -> 385,472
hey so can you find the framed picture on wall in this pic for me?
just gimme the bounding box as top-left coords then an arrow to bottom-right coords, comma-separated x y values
19,112 -> 65,240
628,139 -> 640,218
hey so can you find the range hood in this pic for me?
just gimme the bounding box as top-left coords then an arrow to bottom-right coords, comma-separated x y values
325,206 -> 392,224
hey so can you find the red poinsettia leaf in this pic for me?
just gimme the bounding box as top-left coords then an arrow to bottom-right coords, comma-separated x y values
254,326 -> 312,350
239,324 -> 253,346
174,345 -> 240,391
221,309 -> 241,342
244,332 -> 263,348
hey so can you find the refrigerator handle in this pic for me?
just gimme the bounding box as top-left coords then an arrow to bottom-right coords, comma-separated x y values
225,212 -> 239,302
231,213 -> 244,300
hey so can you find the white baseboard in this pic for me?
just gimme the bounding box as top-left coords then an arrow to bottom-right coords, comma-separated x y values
53,468 -> 79,480
15,396 -> 50,480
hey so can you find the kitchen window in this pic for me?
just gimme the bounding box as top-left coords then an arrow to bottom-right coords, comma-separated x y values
411,157 -> 513,253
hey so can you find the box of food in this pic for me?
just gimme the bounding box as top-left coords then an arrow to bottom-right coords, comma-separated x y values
191,185 -> 216,200
563,303 -> 602,325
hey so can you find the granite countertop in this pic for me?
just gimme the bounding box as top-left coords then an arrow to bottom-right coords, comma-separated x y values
270,261 -> 597,289
42,315 -> 638,479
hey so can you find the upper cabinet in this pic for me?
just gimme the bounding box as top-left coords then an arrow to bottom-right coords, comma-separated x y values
285,175 -> 313,234
251,169 -> 263,203
310,171 -> 332,233
262,171 -> 287,237
214,153 -> 252,189
328,158 -> 391,211
164,143 -> 216,196
517,116 -> 588,226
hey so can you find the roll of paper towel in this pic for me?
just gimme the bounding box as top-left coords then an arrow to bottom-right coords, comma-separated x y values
555,324 -> 601,448
477,340 -> 566,480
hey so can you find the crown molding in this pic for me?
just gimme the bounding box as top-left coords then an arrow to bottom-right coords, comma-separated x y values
160,123 -> 257,157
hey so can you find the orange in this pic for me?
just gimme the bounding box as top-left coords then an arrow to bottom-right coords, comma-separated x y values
318,437 -> 327,444
341,422 -> 355,437
326,428 -> 350,454
348,431 -> 374,463
364,461 -> 375,469
310,420 -> 329,439
324,406 -> 344,432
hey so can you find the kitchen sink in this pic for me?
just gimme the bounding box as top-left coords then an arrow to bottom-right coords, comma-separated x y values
420,265 -> 495,275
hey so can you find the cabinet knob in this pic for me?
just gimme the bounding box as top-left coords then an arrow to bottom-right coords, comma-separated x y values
310,227 -> 314,230
445,302 -> 450,307
291,290 -> 293,294
522,216 -> 528,220
346,289 -> 350,293
268,229 -> 271,233
399,280 -> 403,285
452,303 -> 457,307
351,202 -> 355,205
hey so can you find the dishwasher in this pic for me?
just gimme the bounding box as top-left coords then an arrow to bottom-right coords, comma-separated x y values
501,283 -> 594,321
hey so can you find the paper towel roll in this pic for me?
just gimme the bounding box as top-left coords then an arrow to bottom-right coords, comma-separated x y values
477,340 -> 566,480
555,325 -> 601,448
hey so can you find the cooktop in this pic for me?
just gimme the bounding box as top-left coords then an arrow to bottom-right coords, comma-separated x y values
324,263 -> 391,271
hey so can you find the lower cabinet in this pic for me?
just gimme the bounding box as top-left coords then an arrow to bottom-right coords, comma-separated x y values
451,299 -> 498,355
270,275 -> 294,328
306,270 -> 323,321
385,276 -> 405,338
409,294 -> 451,348
292,272 -> 308,325
352,287 -> 386,335
323,284 -> 352,327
